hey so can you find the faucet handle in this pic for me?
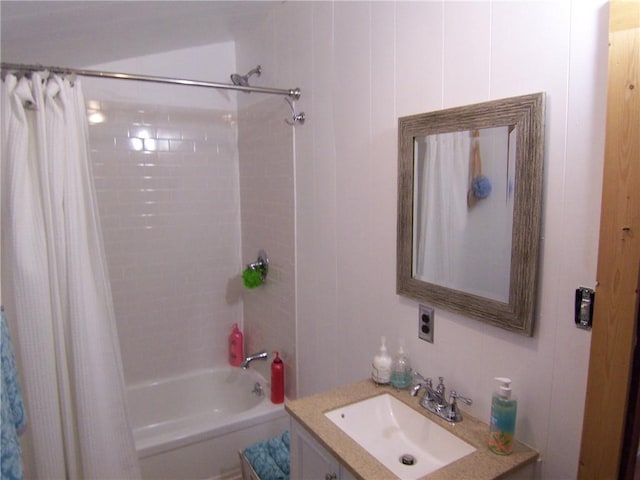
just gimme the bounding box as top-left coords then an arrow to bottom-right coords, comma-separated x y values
449,390 -> 472,405
410,372 -> 428,397
436,376 -> 445,396
445,391 -> 472,423
413,371 -> 427,383
410,383 -> 422,397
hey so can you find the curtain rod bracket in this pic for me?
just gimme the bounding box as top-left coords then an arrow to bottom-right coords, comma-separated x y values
284,97 -> 305,126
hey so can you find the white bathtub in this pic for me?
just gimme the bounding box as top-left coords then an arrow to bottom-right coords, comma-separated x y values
127,367 -> 289,480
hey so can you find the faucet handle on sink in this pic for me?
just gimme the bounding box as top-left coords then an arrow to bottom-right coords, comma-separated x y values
413,371 -> 427,383
410,372 -> 429,397
449,390 -> 472,405
436,376 -> 446,395
445,390 -> 472,422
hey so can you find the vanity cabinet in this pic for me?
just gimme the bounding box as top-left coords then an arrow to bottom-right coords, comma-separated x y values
290,418 -> 356,480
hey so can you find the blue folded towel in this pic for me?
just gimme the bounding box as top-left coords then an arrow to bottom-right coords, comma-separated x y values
244,431 -> 290,480
244,442 -> 287,480
267,434 -> 290,475
1,310 -> 27,480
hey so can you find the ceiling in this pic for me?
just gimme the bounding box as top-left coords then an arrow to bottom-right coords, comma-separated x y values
1,1 -> 275,67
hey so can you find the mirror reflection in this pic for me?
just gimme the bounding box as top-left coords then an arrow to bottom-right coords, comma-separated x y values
396,92 -> 545,336
412,126 -> 517,302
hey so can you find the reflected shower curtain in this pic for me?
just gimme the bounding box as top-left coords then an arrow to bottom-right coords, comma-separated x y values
1,73 -> 140,479
414,132 -> 470,286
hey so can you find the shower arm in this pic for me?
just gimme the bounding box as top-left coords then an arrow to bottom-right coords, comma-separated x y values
1,62 -> 301,100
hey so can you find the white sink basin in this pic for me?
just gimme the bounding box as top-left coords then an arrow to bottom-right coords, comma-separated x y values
324,393 -> 476,479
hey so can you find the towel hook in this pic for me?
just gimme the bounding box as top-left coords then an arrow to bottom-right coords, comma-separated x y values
284,97 -> 305,126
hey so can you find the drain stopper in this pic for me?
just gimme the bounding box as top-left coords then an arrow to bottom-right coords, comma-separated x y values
400,454 -> 416,466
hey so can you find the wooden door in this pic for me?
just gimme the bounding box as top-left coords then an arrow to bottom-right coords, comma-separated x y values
578,2 -> 640,479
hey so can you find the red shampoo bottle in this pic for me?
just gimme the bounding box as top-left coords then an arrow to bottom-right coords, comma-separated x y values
271,351 -> 285,404
229,324 -> 244,367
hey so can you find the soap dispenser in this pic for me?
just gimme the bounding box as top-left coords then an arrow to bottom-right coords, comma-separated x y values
372,336 -> 392,384
488,377 -> 517,455
390,342 -> 412,389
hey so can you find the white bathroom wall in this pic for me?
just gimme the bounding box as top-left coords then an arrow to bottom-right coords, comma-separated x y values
235,1 -> 609,479
83,43 -> 245,384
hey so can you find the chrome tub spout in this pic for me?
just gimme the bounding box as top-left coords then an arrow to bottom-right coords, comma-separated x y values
241,350 -> 269,369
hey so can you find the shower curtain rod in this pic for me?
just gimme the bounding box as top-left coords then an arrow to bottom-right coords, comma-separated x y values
0,62 -> 302,99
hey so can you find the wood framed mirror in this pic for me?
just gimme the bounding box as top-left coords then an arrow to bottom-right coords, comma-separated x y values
397,93 -> 545,336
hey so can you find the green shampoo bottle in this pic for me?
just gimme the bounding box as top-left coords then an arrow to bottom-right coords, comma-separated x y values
488,377 -> 517,455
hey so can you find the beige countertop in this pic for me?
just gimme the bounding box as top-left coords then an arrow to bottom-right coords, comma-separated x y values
285,379 -> 538,480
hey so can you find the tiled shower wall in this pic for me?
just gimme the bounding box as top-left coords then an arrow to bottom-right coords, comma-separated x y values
238,97 -> 297,398
89,101 -> 243,385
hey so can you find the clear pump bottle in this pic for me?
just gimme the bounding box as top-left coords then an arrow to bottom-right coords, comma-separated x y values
390,343 -> 412,389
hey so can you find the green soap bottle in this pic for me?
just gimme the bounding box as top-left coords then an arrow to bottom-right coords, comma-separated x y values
488,377 -> 517,455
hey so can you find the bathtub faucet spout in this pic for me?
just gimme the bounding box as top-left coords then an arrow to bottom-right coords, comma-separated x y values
241,350 -> 268,369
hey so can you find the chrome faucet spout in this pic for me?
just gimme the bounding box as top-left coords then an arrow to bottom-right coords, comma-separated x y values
241,350 -> 269,369
411,373 -> 472,423
421,384 -> 446,410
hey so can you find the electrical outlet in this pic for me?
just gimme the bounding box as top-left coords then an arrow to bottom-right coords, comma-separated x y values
418,305 -> 434,343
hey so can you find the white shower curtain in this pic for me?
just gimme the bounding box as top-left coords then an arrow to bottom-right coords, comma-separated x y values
1,73 -> 140,479
413,131 -> 470,286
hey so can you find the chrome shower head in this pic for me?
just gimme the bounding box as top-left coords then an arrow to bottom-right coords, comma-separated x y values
230,65 -> 262,87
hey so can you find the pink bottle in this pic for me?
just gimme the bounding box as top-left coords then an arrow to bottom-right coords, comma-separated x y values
271,352 -> 285,404
229,323 -> 244,367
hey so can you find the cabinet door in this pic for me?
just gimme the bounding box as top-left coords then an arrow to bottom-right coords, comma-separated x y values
290,419 -> 340,480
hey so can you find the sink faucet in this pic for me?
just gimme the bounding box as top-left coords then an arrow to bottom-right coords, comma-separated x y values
241,350 -> 268,369
411,373 -> 472,423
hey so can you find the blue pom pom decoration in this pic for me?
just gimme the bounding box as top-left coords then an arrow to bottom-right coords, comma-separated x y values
472,175 -> 492,199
